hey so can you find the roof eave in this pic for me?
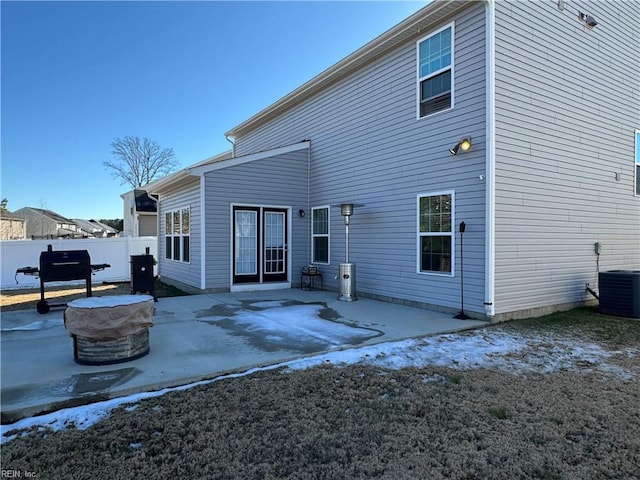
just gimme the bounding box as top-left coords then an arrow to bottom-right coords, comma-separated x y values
225,0 -> 470,139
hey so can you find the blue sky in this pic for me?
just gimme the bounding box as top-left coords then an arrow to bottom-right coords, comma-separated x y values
1,1 -> 426,220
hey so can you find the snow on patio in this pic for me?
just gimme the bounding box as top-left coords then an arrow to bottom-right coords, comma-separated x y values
198,300 -> 381,353
2,307 -> 638,444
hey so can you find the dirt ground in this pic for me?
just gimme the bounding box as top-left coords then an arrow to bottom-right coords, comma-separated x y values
2,289 -> 639,479
1,280 -> 186,312
0,283 -> 133,312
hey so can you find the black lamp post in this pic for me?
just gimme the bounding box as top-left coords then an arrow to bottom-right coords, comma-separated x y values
454,221 -> 470,320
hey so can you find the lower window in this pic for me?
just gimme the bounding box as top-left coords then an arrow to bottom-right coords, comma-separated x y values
312,206 -> 330,264
418,192 -> 454,275
165,207 -> 190,263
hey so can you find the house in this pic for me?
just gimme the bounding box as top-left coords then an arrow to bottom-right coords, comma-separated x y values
73,219 -> 119,238
89,220 -> 118,237
145,0 -> 639,321
12,207 -> 80,239
0,213 -> 26,240
121,189 -> 158,237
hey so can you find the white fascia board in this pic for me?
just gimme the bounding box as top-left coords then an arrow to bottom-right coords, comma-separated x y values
226,0 -> 469,138
143,150 -> 233,195
189,141 -> 311,176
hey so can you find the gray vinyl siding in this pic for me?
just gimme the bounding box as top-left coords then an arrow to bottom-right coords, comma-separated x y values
158,180 -> 201,290
493,0 -> 640,315
203,150 -> 309,290
233,4 -> 488,313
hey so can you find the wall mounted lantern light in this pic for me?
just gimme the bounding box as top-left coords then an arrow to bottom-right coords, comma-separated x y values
298,209 -> 306,218
578,12 -> 598,28
449,138 -> 472,155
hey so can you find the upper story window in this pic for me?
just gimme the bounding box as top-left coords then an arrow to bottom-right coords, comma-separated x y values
312,206 -> 330,264
417,24 -> 454,118
165,207 -> 190,263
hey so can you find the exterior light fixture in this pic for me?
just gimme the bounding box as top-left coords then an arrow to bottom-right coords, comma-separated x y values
578,12 -> 598,28
298,209 -> 305,217
449,138 -> 472,155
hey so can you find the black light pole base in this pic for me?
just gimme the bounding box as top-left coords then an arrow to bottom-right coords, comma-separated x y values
454,221 -> 469,320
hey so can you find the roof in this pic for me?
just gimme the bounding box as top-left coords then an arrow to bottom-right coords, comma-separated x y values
15,207 -> 74,224
143,150 -> 233,194
73,218 -> 103,234
225,0 -> 471,139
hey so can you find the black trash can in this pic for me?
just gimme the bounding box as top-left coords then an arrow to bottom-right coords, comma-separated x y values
131,254 -> 157,301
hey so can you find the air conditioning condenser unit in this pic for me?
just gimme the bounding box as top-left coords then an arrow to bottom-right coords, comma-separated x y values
598,270 -> 640,318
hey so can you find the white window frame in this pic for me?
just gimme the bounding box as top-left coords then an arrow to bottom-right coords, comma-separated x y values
165,206 -> 191,263
416,22 -> 455,119
417,191 -> 455,277
311,205 -> 330,265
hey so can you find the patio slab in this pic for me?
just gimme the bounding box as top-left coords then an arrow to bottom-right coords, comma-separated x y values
1,289 -> 486,423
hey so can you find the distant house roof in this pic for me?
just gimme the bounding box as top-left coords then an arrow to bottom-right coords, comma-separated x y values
0,212 -> 26,222
13,207 -> 75,224
29,207 -> 75,224
73,218 -> 103,236
89,219 -> 117,233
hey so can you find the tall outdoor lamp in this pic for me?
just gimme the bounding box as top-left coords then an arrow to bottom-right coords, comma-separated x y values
338,203 -> 357,301
454,221 -> 471,320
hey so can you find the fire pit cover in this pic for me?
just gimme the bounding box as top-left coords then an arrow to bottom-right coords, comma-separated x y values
64,295 -> 154,341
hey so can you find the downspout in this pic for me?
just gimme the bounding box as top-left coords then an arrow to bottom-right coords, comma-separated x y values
200,175 -> 207,290
155,195 -> 161,279
484,0 -> 496,318
307,140 -> 312,264
225,134 -> 236,158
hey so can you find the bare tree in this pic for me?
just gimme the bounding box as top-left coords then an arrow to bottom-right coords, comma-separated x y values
104,136 -> 180,188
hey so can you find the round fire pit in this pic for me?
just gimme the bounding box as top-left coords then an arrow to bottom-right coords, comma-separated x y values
64,295 -> 154,365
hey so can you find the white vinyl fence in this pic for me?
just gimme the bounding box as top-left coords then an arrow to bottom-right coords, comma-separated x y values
1,237 -> 158,290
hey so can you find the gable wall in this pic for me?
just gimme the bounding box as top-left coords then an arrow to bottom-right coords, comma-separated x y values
493,0 -> 640,317
233,3 -> 489,314
203,150 -> 309,290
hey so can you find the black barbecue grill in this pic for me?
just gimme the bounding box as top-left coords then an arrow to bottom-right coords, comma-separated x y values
16,245 -> 110,314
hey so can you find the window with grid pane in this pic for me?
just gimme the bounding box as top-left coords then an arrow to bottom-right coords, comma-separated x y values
417,24 -> 453,118
312,206 -> 329,264
164,207 -> 190,263
418,193 -> 453,274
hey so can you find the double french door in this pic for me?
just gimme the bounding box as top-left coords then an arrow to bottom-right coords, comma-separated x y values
233,206 -> 288,284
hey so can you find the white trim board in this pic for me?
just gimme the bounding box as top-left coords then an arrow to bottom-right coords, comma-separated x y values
189,141 -> 311,176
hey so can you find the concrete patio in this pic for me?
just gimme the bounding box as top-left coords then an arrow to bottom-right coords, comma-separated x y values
1,289 -> 486,423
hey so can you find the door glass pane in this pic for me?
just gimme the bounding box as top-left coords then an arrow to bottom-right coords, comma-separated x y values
264,212 -> 284,274
235,211 -> 257,275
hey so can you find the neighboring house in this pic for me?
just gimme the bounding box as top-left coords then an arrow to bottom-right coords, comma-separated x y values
74,218 -> 105,238
0,213 -> 26,240
90,219 -> 118,237
12,207 -> 80,239
121,190 -> 158,237
121,152 -> 234,237
72,219 -> 119,238
146,0 -> 639,320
